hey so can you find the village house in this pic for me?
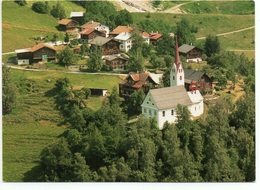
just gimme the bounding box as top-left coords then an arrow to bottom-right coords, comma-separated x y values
184,69 -> 213,92
142,31 -> 150,44
88,36 -> 120,55
80,28 -> 106,41
114,32 -> 132,52
103,55 -> 129,71
109,25 -> 134,38
141,37 -> 204,130
119,72 -> 159,99
58,18 -> 79,33
149,31 -> 163,45
15,43 -> 56,65
81,21 -> 110,38
178,44 -> 203,63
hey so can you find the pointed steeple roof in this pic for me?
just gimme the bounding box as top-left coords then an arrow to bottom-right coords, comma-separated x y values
174,36 -> 181,69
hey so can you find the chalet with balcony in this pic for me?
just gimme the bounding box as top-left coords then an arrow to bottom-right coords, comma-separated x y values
103,55 -> 129,70
184,69 -> 212,92
88,36 -> 120,55
179,44 -> 203,63
119,72 -> 159,98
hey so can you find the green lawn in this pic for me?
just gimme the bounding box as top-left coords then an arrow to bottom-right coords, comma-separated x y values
2,69 -> 123,181
181,1 -> 254,15
132,13 -> 254,38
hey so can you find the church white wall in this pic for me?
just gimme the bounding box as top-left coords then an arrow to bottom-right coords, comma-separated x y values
188,101 -> 204,117
157,109 -> 177,130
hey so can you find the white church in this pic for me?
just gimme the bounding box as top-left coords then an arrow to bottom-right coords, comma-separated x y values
141,37 -> 204,130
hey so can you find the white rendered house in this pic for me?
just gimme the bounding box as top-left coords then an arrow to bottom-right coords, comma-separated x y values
141,36 -> 204,129
114,32 -> 132,53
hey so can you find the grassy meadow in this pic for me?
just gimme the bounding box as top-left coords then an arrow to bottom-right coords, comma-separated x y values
2,69 -> 123,181
181,1 -> 254,15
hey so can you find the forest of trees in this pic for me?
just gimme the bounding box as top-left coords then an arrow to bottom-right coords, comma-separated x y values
4,0 -> 255,183
22,70 -> 255,182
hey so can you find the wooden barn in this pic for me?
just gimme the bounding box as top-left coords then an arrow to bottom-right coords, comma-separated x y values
15,43 -> 56,65
88,36 -> 120,55
184,69 -> 212,92
178,44 -> 203,63
58,19 -> 79,33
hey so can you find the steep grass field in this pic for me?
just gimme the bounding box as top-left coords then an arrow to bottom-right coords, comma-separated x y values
181,0 -> 254,15
2,69 -> 123,182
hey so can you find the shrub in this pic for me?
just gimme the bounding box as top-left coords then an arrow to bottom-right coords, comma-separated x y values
32,1 -> 50,14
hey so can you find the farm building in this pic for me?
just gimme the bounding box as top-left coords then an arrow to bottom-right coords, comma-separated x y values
58,19 -> 79,33
184,69 -> 213,92
15,43 -> 56,65
88,36 -> 120,55
119,72 -> 159,99
178,44 -> 203,63
70,12 -> 84,24
141,37 -> 204,129
103,55 -> 129,70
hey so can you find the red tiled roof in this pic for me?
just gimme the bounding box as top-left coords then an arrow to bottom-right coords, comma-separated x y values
142,31 -> 149,38
149,32 -> 162,40
81,21 -> 100,29
110,26 -> 134,35
80,28 -> 95,35
31,43 -> 56,52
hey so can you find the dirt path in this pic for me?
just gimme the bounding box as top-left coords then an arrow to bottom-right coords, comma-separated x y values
196,26 -> 255,40
162,2 -> 190,13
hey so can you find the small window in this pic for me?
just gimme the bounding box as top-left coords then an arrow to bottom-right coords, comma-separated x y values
195,107 -> 197,111
144,108 -> 147,113
162,111 -> 165,117
172,76 -> 175,80
154,111 -> 157,116
180,76 -> 182,80
147,102 -> 149,104
171,110 -> 174,115
172,68 -> 175,72
149,110 -> 152,116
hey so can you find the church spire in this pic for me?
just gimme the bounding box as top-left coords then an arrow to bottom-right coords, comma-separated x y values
175,35 -> 181,67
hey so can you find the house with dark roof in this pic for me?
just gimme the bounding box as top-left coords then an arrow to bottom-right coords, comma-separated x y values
15,43 -> 56,65
103,55 -> 129,70
58,19 -> 78,33
141,37 -> 203,129
119,72 -> 159,98
184,69 -> 213,92
178,44 -> 203,63
88,36 -> 120,55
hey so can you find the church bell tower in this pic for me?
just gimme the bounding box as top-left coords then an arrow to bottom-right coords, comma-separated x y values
170,36 -> 185,87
